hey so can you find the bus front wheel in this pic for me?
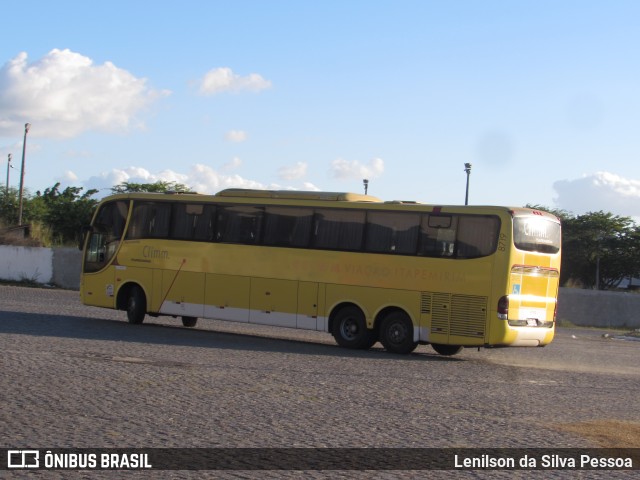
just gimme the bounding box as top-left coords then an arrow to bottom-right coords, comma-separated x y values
431,344 -> 463,356
126,286 -> 146,324
182,316 -> 198,327
331,306 -> 376,349
379,311 -> 418,354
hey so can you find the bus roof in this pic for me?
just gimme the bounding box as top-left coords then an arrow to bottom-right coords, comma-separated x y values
96,190 -> 560,221
215,188 -> 382,203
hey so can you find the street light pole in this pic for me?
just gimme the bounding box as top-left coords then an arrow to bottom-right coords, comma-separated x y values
5,153 -> 11,194
17,123 -> 31,226
363,179 -> 369,195
464,163 -> 472,205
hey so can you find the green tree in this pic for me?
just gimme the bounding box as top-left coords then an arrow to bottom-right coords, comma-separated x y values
0,187 -> 20,225
111,180 -> 193,194
35,183 -> 98,244
0,187 -> 46,226
561,211 -> 639,289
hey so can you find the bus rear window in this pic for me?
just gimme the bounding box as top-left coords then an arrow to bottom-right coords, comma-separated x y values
514,217 -> 561,254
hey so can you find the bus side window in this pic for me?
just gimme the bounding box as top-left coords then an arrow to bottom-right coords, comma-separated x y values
216,206 -> 263,244
312,209 -> 365,251
171,204 -> 215,241
194,205 -> 217,241
457,216 -> 500,258
419,214 -> 458,257
263,207 -> 313,247
94,200 -> 128,242
127,202 -> 171,239
365,212 -> 420,254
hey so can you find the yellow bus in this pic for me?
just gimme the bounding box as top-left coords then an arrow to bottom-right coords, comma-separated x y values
80,189 -> 561,355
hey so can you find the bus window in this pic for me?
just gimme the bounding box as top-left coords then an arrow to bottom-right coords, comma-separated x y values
457,216 -> 500,258
126,202 -> 172,239
312,209 -> 365,251
216,206 -> 263,244
171,203 -> 216,241
263,207 -> 313,247
194,205 -> 217,241
84,200 -> 129,273
514,217 -> 561,254
365,212 -> 420,254
419,215 -> 458,257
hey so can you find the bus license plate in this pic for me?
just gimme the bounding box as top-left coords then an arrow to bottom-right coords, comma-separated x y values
526,318 -> 538,326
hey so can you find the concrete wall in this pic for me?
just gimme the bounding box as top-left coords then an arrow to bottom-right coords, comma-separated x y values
52,248 -> 83,290
1,245 -> 639,328
0,245 -> 81,290
0,245 -> 54,284
557,287 -> 640,329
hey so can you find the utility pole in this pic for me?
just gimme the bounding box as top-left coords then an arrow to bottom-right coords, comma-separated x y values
5,153 -> 11,194
17,123 -> 31,226
363,179 -> 369,195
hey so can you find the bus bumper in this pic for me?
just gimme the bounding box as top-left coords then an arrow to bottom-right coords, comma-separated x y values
507,325 -> 555,346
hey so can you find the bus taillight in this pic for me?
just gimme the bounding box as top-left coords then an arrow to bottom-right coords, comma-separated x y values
497,296 -> 509,320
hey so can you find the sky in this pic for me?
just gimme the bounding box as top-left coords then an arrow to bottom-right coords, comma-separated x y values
1,0 -> 640,218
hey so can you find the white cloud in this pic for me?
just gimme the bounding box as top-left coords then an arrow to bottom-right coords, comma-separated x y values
330,157 -> 384,180
278,161 -> 307,180
82,164 -> 319,196
56,170 -> 78,184
222,156 -> 243,171
0,49 -> 169,139
198,67 -> 272,95
553,171 -> 640,217
301,182 -> 321,191
187,164 -> 268,192
84,167 -> 177,193
224,130 -> 248,143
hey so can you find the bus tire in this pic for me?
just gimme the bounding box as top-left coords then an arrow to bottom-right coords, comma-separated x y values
379,311 -> 418,354
431,344 -> 463,356
182,316 -> 198,327
331,306 -> 376,349
126,286 -> 146,324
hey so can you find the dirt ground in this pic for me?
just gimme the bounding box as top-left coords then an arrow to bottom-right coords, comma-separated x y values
554,420 -> 640,448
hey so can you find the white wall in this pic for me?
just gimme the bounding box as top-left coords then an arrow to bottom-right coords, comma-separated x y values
0,245 -> 54,284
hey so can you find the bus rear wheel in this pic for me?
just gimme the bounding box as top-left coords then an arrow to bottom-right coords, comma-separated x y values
331,306 -> 376,349
379,311 -> 418,354
126,286 -> 146,324
182,316 -> 198,327
431,344 -> 463,356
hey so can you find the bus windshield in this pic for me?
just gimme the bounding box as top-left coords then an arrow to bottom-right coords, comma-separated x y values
513,216 -> 561,254
83,200 -> 129,273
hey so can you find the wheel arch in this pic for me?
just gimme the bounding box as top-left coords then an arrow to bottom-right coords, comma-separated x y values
116,282 -> 147,311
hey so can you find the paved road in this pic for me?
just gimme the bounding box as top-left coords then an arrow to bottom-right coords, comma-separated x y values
1,285 -> 638,479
